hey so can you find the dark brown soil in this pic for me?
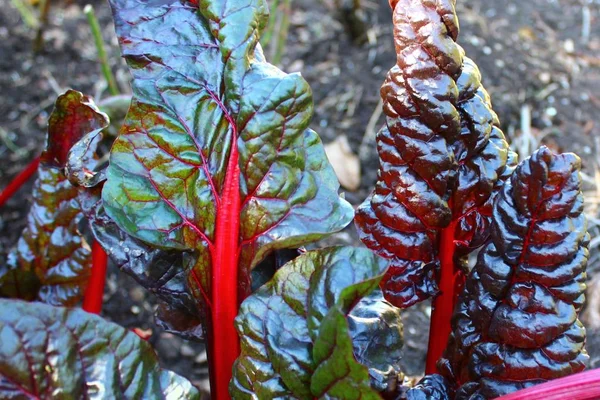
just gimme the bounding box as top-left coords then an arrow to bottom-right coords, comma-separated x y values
1,0 -> 599,394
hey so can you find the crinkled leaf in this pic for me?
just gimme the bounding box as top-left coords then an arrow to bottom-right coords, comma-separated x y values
103,0 -> 353,392
440,147 -> 589,399
0,298 -> 200,399
0,167 -> 90,306
0,90 -> 113,305
44,90 -> 201,341
231,246 -> 402,399
44,89 -> 200,340
355,0 -> 514,308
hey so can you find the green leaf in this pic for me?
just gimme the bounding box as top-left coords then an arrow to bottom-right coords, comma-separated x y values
231,246 -> 400,399
0,298 -> 201,399
311,307 -> 381,399
103,0 -> 353,393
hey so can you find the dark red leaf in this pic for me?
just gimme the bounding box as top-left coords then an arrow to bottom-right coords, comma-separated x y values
355,0 -> 514,311
0,91 -> 109,306
439,147 -> 589,399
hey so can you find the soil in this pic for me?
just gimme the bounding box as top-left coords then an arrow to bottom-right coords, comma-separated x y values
1,0 -> 600,396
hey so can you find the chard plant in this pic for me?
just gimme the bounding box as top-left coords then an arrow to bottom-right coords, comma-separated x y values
0,0 -> 598,399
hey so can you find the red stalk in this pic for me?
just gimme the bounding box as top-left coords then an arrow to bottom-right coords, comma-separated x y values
82,240 -> 108,314
494,368 -> 600,400
0,156 -> 41,207
425,217 -> 458,374
209,139 -> 241,400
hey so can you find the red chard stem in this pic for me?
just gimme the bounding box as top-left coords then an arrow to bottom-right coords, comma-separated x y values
210,140 -> 241,400
82,240 -> 108,314
0,156 -> 40,207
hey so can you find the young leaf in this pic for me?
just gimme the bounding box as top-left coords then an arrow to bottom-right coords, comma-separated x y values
230,246 -> 402,399
102,0 -> 353,395
41,90 -> 109,171
355,0 -> 514,312
439,147 -> 589,399
0,298 -> 200,399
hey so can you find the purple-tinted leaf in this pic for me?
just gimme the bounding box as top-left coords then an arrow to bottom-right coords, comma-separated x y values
311,306 -> 381,400
405,375 -> 454,400
439,147 -> 589,398
155,300 -> 203,341
0,166 -> 91,306
0,298 -> 200,399
230,246 -> 402,399
348,291 -> 404,392
0,90 -> 116,305
45,90 -> 202,341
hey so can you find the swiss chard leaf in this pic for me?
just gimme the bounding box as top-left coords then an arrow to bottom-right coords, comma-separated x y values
230,246 -> 403,399
439,147 -> 589,399
102,0 -> 353,394
0,298 -> 200,399
405,374 -> 454,400
355,0 -> 514,309
355,0 -> 516,374
0,91 -> 105,306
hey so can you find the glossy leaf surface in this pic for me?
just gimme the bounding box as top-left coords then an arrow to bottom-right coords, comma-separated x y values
0,91 -> 105,306
355,0 -> 514,310
0,167 -> 91,306
45,92 -> 204,339
230,246 -> 402,399
405,374 -> 454,400
81,194 -> 203,340
439,147 -> 589,399
102,0 -> 353,394
103,0 -> 353,296
0,299 -> 200,399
